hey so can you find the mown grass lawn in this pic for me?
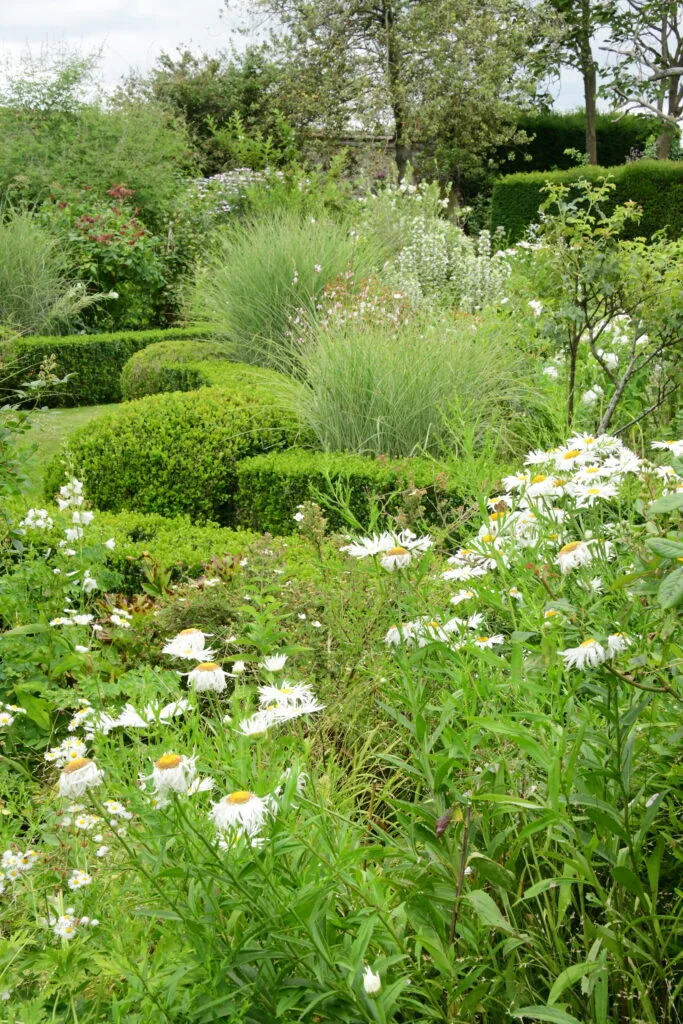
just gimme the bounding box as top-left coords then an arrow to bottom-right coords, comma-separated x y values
20,405 -> 113,499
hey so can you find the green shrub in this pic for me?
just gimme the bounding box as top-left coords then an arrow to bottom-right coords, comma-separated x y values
491,160 -> 683,242
507,111 -> 659,172
234,448 -> 473,534
43,386 -> 306,523
189,211 -> 387,369
120,340 -> 284,400
89,509 -> 255,594
0,326 -> 218,407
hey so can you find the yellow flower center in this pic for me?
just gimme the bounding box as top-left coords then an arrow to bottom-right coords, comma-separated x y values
531,474 -> 547,483
562,449 -> 582,460
281,687 -> 293,694
580,638 -> 597,647
429,620 -> 441,629
545,610 -> 559,618
559,541 -> 583,555
386,546 -> 409,557
226,790 -> 254,805
156,754 -> 182,770
584,437 -> 595,444
197,662 -> 220,671
585,466 -> 600,474
554,478 -> 567,486
179,628 -> 201,636
587,487 -> 601,495
62,757 -> 91,774
477,636 -> 489,643
480,534 -> 495,544
489,511 -> 507,521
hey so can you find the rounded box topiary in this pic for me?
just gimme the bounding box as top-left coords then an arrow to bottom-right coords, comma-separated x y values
119,340 -> 284,401
43,385 -> 308,525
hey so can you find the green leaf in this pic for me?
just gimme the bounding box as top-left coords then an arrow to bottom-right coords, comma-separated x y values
649,492 -> 683,514
511,1007 -> 583,1024
548,962 -> 601,1005
658,566 -> 683,609
464,890 -> 516,934
16,693 -> 50,731
646,536 -> 683,559
3,623 -> 51,636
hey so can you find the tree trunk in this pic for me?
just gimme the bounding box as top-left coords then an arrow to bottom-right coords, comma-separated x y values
579,0 -> 598,164
383,3 -> 411,180
656,129 -> 673,159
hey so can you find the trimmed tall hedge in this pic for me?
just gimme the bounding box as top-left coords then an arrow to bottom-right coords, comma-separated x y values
43,386 -> 307,524
233,449 -> 470,535
120,340 -> 281,401
0,326 -> 218,408
491,160 -> 683,243
507,112 -> 659,173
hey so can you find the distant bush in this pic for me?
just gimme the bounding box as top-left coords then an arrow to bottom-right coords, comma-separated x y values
120,340 -> 284,400
234,449 -> 470,534
0,327 -> 218,407
491,161 -> 683,242
43,386 -> 306,523
189,211 -> 386,369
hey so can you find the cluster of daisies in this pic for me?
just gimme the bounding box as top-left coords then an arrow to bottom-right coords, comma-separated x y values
341,433 -> 681,666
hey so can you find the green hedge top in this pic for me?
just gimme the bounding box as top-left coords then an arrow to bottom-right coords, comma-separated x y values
491,160 -> 683,243
506,112 -> 660,174
0,326 -> 219,408
233,448 -> 474,535
43,385 -> 307,525
120,340 -> 283,401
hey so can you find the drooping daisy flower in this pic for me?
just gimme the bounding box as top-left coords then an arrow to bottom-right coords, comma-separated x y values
363,966 -> 382,995
652,439 -> 683,457
572,483 -> 619,508
258,682 -> 315,708
210,790 -> 272,839
162,629 -> 215,660
149,753 -> 197,795
340,532 -> 397,559
58,757 -> 104,798
606,633 -> 631,657
507,587 -> 524,603
471,634 -> 505,649
380,545 -> 413,571
259,653 -> 288,672
187,662 -> 228,693
236,709 -> 280,736
559,638 -> 607,670
556,540 -> 594,574
450,588 -> 476,606
341,530 -> 432,564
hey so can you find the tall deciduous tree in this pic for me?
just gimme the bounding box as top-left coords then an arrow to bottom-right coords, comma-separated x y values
545,0 -> 617,164
230,0 -> 551,180
602,1 -> 683,158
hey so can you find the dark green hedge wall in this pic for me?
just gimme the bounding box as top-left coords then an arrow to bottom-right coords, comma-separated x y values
233,449 -> 471,535
504,112 -> 659,174
0,326 -> 218,407
491,160 -> 683,243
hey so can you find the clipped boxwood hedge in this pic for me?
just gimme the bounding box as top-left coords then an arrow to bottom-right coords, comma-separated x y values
43,386 -> 307,524
0,326 -> 219,408
506,112 -> 659,174
90,510 -> 256,594
491,160 -> 683,243
233,449 -> 471,534
120,340 -> 282,400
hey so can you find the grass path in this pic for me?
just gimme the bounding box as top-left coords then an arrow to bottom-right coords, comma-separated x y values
20,404 -> 114,499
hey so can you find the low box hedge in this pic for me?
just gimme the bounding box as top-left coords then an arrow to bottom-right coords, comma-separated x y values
120,340 -> 282,400
233,449 -> 471,535
90,510 -> 256,594
491,160 -> 683,243
0,326 -> 219,408
43,385 -> 308,525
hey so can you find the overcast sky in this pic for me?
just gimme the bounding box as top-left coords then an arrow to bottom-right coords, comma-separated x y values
1,0 -> 587,109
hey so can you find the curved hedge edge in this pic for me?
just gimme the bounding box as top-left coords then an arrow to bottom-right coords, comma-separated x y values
233,448 -> 472,535
0,326 -> 225,408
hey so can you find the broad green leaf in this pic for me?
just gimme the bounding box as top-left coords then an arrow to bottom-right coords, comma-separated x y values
511,1007 -> 583,1023
548,962 -> 601,1005
649,492 -> 683,514
658,566 -> 683,609
464,890 -> 516,934
646,536 -> 683,559
16,693 -> 50,731
3,623 -> 51,636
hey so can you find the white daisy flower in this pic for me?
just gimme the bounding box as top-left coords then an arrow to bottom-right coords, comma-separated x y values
652,440 -> 683,457
53,913 -> 79,940
58,757 -> 104,797
340,532 -> 396,558
363,966 -> 382,995
236,710 -> 280,736
210,790 -> 271,839
380,545 -> 414,571
96,846 -> 110,857
67,869 -> 92,890
162,629 -> 215,660
0,712 -> 14,727
258,682 -> 315,707
471,634 -> 505,648
450,588 -> 476,606
149,753 -> 197,794
606,633 -> 631,657
572,483 -> 619,508
260,653 -> 288,672
553,446 -> 592,471
46,738 -> 88,766
104,538 -> 116,549
559,638 -> 607,670
556,540 -> 594,573
187,662 -> 228,693
507,587 -> 524,603
524,448 -> 555,466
